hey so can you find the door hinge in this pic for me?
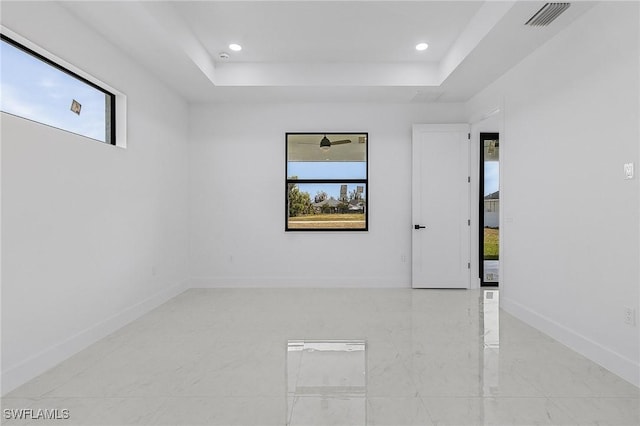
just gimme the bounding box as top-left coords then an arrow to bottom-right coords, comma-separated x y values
468,262 -> 471,269
468,219 -> 471,226
468,133 -> 471,140
468,176 -> 471,183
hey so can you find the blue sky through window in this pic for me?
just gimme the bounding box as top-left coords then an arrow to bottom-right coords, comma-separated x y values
0,38 -> 108,142
485,161 -> 499,196
288,162 -> 366,199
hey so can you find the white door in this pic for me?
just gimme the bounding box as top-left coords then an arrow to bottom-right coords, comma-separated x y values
412,124 -> 470,289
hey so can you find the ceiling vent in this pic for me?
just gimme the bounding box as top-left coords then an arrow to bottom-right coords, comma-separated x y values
525,3 -> 570,27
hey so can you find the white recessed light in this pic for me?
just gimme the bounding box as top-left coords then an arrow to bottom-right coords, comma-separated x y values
415,43 -> 429,51
229,43 -> 242,52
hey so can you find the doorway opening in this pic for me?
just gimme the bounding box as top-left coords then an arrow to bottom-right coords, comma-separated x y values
479,133 -> 499,286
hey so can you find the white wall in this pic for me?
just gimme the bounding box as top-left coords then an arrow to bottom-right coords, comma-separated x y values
1,2 -> 189,394
466,2 -> 640,386
189,103 -> 465,287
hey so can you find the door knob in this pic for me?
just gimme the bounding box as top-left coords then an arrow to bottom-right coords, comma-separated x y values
414,225 -> 426,230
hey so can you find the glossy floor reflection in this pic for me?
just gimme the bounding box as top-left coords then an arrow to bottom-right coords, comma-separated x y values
287,340 -> 366,425
2,289 -> 638,425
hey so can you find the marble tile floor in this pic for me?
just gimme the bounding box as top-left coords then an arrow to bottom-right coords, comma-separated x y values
2,288 -> 638,425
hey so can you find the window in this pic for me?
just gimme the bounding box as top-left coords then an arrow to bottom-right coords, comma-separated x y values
0,33 -> 116,144
286,133 -> 368,231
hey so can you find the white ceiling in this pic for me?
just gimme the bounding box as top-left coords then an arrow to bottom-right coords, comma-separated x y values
174,1 -> 483,63
59,1 -> 596,103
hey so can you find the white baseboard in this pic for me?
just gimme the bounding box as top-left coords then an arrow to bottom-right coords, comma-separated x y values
1,281 -> 188,396
190,276 -> 410,288
501,296 -> 640,388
